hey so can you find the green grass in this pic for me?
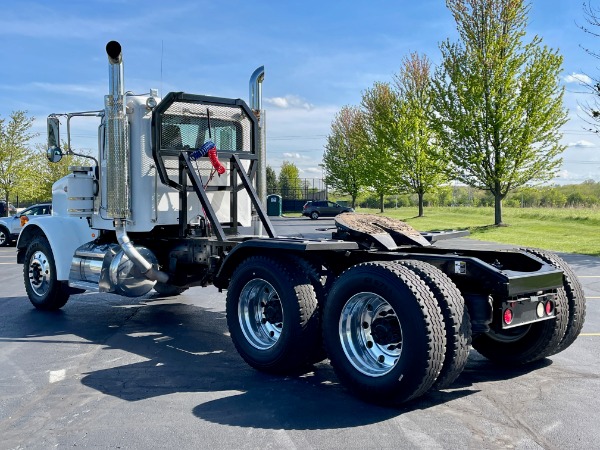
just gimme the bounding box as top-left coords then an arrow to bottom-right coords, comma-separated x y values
353,206 -> 600,256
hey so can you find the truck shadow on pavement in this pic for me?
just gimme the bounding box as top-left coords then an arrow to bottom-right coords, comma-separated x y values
2,293 -> 554,430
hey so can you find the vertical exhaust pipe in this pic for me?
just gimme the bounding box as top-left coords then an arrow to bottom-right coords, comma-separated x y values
105,40 -> 130,219
249,66 -> 266,206
105,40 -> 168,284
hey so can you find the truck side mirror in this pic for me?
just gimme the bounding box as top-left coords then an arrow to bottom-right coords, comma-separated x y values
47,117 -> 63,163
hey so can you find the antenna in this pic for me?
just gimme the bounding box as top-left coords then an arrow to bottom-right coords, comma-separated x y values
207,108 -> 212,139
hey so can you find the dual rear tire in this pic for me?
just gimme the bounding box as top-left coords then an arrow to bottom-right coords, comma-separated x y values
226,256 -> 471,404
472,248 -> 585,364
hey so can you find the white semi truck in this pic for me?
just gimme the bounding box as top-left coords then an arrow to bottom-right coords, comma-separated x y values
17,41 -> 586,405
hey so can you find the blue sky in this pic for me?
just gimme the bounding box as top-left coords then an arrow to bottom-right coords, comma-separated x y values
1,0 -> 599,183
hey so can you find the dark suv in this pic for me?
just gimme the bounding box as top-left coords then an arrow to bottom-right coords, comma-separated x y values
0,200 -> 16,218
302,200 -> 354,219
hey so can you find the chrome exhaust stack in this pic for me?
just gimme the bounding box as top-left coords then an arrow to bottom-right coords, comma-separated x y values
249,66 -> 266,236
105,40 -> 130,219
104,40 -> 168,286
249,66 -> 266,205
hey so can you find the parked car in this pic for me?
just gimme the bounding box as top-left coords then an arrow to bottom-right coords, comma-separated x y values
0,203 -> 52,246
0,200 -> 16,218
302,200 -> 354,219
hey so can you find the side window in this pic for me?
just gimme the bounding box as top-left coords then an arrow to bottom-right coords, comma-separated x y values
328,201 -> 336,207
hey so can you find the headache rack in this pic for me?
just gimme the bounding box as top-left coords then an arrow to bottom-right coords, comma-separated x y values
151,92 -> 275,240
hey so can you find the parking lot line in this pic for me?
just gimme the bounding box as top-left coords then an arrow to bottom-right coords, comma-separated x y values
580,333 -> 600,336
578,276 -> 600,278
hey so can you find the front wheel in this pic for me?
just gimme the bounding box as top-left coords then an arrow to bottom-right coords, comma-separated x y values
226,255 -> 319,374
23,236 -> 70,310
323,261 -> 446,405
0,226 -> 11,247
310,211 -> 319,220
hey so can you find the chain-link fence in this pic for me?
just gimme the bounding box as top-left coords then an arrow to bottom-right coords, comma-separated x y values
267,178 -> 327,212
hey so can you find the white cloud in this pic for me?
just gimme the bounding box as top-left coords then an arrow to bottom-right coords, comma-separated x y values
265,95 -> 314,110
304,167 -> 323,174
564,73 -> 592,85
567,140 -> 596,148
282,152 -> 302,159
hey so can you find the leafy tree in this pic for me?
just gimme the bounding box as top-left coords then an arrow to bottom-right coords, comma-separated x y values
279,161 -> 302,199
431,0 -> 567,225
323,106 -> 367,208
266,165 -> 278,194
578,1 -> 600,131
30,143 -> 91,202
0,111 -> 37,214
361,82 -> 401,212
393,52 -> 450,217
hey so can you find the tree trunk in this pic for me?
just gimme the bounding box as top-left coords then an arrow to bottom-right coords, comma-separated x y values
351,195 -> 357,209
379,193 -> 384,213
494,192 -> 503,225
418,191 -> 424,217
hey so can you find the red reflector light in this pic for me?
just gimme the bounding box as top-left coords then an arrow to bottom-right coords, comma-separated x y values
545,301 -> 553,315
503,308 -> 513,325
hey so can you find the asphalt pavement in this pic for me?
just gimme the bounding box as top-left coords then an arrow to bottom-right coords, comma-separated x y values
0,216 -> 598,449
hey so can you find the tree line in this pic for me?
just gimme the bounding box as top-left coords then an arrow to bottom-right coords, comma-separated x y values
352,180 -> 600,210
323,0 -> 569,225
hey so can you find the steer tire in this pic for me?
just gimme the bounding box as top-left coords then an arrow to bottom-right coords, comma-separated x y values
226,255 -> 319,374
323,261 -> 446,405
23,236 -> 70,310
520,248 -> 586,355
398,260 -> 471,390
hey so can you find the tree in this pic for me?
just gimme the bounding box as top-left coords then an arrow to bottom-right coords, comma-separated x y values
393,52 -> 451,217
0,111 -> 37,214
578,2 -> 600,130
323,106 -> 367,208
266,165 -> 278,194
361,82 -> 401,212
278,161 -> 302,199
30,143 -> 91,202
431,0 -> 567,225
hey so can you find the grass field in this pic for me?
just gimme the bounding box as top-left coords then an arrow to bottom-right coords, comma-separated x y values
292,207 -> 600,256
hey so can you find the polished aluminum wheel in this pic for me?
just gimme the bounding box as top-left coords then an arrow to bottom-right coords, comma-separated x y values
238,278 -> 283,350
28,250 -> 51,297
339,292 -> 403,377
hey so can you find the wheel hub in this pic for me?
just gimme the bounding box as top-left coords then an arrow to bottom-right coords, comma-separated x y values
339,292 -> 403,377
239,278 -> 283,350
263,300 -> 283,324
29,251 -> 51,296
370,316 -> 402,346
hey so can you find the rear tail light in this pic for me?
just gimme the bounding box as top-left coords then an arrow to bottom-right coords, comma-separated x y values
503,308 -> 513,325
545,301 -> 554,315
